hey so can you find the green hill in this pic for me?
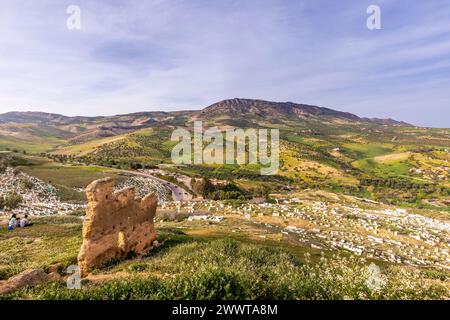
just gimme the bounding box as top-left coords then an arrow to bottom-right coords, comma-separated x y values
1,98 -> 449,207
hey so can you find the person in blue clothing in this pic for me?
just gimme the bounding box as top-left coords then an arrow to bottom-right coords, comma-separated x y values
7,214 -> 17,231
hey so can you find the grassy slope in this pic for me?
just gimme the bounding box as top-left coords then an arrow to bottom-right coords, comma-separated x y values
18,163 -> 120,188
9,156 -> 125,201
0,124 -> 67,153
50,124 -> 450,206
52,135 -> 128,156
1,121 -> 449,206
0,215 -> 447,300
0,135 -> 64,154
0,216 -> 82,280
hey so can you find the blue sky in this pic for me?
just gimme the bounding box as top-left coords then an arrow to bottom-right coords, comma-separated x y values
0,0 -> 449,127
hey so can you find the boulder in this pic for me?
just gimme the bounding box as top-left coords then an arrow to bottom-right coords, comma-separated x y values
0,268 -> 49,295
47,262 -> 63,274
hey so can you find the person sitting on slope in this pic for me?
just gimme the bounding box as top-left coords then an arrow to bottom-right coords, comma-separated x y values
20,214 -> 32,227
7,214 -> 17,231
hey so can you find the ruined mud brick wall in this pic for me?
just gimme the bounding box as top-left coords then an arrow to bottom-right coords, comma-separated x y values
78,177 -> 157,276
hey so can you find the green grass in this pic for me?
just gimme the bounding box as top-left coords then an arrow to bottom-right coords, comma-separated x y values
1,217 -> 448,300
353,158 -> 412,177
18,163 -> 120,188
343,143 -> 394,159
0,216 -> 82,280
0,135 -> 64,154
4,238 -> 447,300
53,135 -> 128,156
14,160 -> 125,201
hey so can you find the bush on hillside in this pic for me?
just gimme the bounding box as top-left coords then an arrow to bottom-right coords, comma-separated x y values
0,192 -> 23,210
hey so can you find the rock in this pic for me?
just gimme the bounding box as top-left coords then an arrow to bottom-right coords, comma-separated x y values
0,269 -> 49,295
47,263 -> 63,274
77,178 -> 158,277
47,272 -> 62,282
152,240 -> 160,247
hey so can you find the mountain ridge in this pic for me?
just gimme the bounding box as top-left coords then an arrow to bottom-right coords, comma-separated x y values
0,98 -> 411,127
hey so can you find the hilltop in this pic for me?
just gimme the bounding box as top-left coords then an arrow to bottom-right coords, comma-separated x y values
199,98 -> 410,126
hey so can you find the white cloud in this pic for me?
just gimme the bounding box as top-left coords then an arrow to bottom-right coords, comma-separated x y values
0,0 -> 448,127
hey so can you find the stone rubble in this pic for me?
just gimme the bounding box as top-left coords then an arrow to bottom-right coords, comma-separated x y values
161,198 -> 450,271
0,167 -> 85,216
0,168 -> 173,216
188,215 -> 224,223
116,175 -> 171,203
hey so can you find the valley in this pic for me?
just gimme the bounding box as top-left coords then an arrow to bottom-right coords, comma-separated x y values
0,98 -> 449,299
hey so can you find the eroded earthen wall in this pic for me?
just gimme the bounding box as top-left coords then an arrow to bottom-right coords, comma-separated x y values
77,177 -> 157,276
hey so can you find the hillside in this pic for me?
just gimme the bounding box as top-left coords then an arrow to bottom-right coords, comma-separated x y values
0,98 -> 420,156
0,98 -> 449,208
0,98 -> 411,142
0,109 -> 193,146
1,99 -> 449,300
199,98 -> 359,120
197,98 -> 408,126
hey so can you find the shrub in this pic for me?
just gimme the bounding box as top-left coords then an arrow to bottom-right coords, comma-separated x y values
192,178 -> 214,197
20,178 -> 34,190
2,192 -> 23,210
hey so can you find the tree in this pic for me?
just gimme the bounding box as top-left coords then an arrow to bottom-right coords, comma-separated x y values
251,185 -> 270,198
20,178 -> 34,190
192,178 -> 214,197
3,192 -> 23,210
